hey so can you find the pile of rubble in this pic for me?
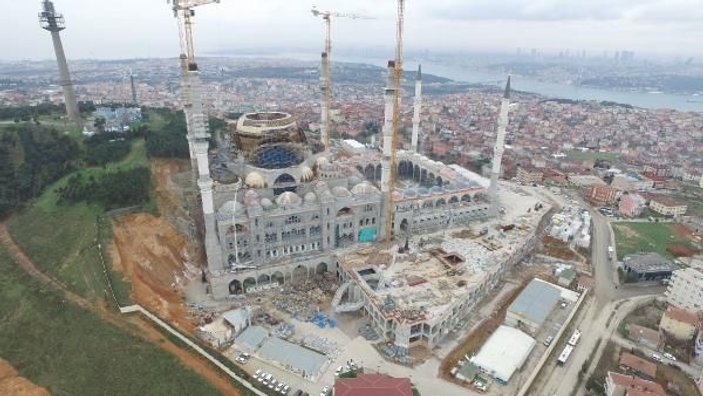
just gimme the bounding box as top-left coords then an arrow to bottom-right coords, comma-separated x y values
301,334 -> 342,359
358,323 -> 380,341
274,322 -> 295,339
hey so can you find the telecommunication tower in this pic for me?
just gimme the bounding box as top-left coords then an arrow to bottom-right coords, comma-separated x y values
38,0 -> 80,123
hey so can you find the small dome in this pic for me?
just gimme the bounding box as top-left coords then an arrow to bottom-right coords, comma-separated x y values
430,186 -> 444,194
392,191 -> 403,200
260,198 -> 274,209
316,156 -> 329,167
245,172 -> 266,188
304,192 -> 317,204
218,200 -> 245,216
276,191 -> 302,207
351,181 -> 379,195
348,174 -> 362,185
404,189 -> 417,198
300,165 -> 314,182
243,189 -> 260,206
417,187 -> 429,196
332,186 -> 352,198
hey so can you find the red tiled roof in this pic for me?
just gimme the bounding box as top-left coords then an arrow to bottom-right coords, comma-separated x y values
334,374 -> 412,396
665,305 -> 700,327
608,372 -> 666,396
619,353 -> 657,378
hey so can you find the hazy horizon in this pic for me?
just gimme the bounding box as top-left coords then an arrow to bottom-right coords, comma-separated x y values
2,0 -> 702,61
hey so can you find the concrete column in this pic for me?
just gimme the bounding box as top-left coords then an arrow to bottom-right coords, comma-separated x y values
488,76 -> 512,218
50,31 -> 80,122
411,65 -> 422,152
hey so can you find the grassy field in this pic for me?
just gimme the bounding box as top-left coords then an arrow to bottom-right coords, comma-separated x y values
566,150 -> 621,162
0,246 -> 220,396
5,139 -> 148,301
612,222 -> 696,260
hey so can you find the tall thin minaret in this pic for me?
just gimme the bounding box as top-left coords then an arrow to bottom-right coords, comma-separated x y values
380,60 -> 396,239
488,76 -> 512,217
130,71 -> 138,105
411,64 -> 422,152
188,62 -> 223,273
320,51 -> 330,148
38,0 -> 80,123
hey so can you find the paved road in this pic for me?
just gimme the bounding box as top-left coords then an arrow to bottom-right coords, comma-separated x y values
533,210 -> 668,395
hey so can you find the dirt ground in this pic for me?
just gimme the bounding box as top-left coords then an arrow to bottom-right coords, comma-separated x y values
0,359 -> 50,396
109,158 -> 202,333
111,213 -> 198,332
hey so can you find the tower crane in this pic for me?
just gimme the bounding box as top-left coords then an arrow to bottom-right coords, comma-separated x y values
384,0 -> 404,243
168,0 -> 220,174
311,6 -> 374,149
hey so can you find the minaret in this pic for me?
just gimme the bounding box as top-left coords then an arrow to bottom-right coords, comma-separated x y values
130,72 -> 138,105
411,64 -> 422,152
188,60 -> 223,273
38,0 -> 80,123
320,51 -> 330,148
488,76 -> 512,217
380,61 -> 396,239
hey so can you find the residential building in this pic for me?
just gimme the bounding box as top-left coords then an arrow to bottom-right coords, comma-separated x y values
666,257 -> 703,312
622,253 -> 677,283
611,173 -> 653,192
618,193 -> 646,217
334,373 -> 412,396
659,305 -> 700,341
625,324 -> 660,350
618,352 -> 657,380
605,371 -> 666,396
516,166 -> 544,184
649,195 -> 688,217
585,185 -> 618,205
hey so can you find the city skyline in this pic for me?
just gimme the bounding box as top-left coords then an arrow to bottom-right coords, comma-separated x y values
2,0 -> 703,61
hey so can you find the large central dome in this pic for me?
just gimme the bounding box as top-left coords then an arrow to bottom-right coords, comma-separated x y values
252,144 -> 304,169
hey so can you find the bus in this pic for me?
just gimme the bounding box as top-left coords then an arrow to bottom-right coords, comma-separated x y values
557,345 -> 574,366
568,329 -> 582,346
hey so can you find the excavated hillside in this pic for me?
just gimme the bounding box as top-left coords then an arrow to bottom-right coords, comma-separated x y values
109,159 -> 201,333
0,359 -> 50,396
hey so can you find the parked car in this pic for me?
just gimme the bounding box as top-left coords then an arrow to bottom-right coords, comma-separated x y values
651,353 -> 662,362
663,352 -> 677,361
543,335 -> 554,346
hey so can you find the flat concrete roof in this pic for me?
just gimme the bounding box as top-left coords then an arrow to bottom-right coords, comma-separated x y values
258,337 -> 328,377
508,279 -> 561,327
470,325 -> 536,383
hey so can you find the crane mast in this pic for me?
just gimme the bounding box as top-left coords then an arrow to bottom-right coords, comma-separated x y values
384,0 -> 404,243
312,7 -> 373,149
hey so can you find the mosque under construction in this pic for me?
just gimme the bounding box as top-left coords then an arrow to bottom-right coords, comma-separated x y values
177,42 -> 549,349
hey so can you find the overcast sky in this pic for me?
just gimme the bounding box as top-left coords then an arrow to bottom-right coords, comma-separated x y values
3,0 -> 702,61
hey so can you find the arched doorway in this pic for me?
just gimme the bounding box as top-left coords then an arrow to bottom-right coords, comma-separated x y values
292,265 -> 307,284
271,271 -> 284,285
375,164 -> 382,181
229,279 -> 243,295
436,198 -> 447,207
257,274 -> 270,285
316,262 -> 328,275
243,277 -> 256,292
461,194 -> 471,203
449,196 -> 459,204
364,164 -> 375,181
273,173 -> 296,195
400,218 -> 409,232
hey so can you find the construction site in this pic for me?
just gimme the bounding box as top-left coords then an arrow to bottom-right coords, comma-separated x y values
104,1 -> 565,395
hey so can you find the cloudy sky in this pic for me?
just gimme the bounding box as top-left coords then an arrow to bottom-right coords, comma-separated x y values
3,0 -> 702,61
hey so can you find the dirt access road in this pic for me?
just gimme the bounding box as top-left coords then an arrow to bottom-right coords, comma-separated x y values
0,223 -> 241,396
